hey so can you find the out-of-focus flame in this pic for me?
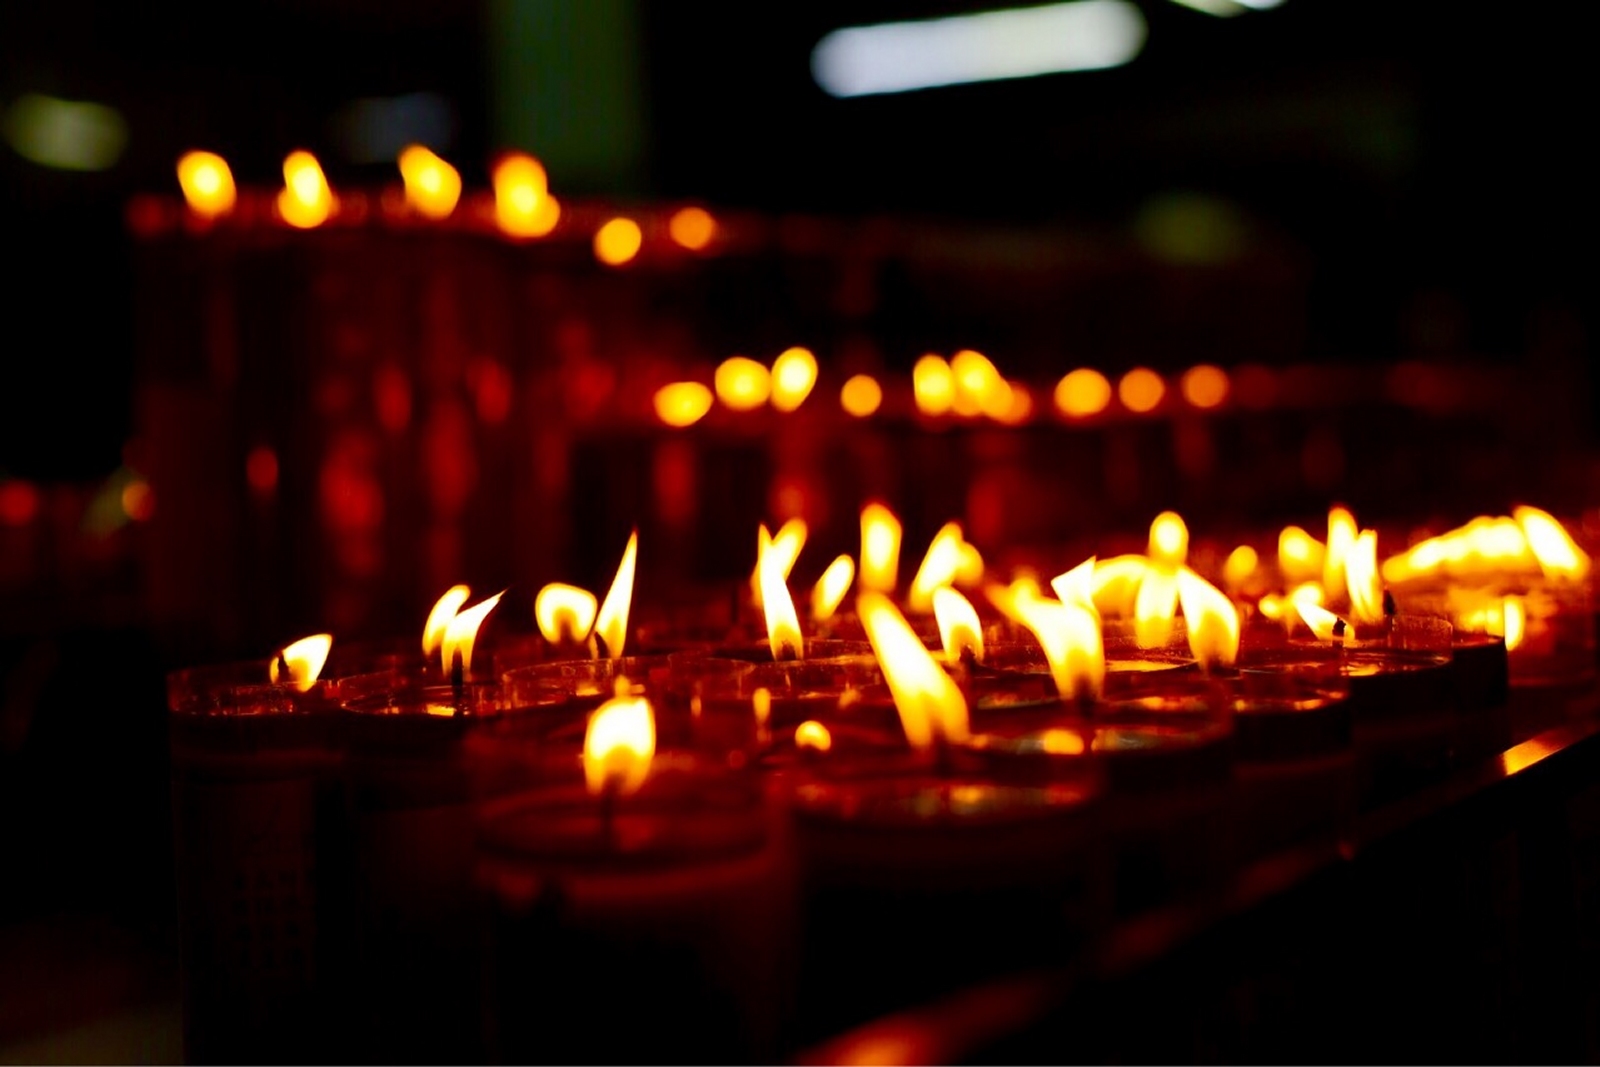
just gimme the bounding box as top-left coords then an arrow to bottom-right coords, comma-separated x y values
1297,601 -> 1348,643
750,517 -> 807,605
1515,505 -> 1591,582
441,592 -> 504,676
1050,556 -> 1096,609
278,150 -> 334,229
859,503 -> 902,593
1279,525 -> 1326,585
653,382 -> 713,427
1118,367 -> 1165,413
812,554 -> 856,621
1133,565 -> 1179,649
840,374 -> 882,418
1323,506 -> 1359,601
1451,589 -> 1527,652
715,356 -> 771,411
933,586 -> 985,665
594,531 -> 638,658
422,584 -> 471,657
595,217 -> 643,266
535,583 -> 599,645
1504,596 -> 1526,651
795,720 -> 832,752
1223,545 -> 1259,590
950,349 -> 1011,420
955,541 -> 984,586
858,592 -> 969,749
758,525 -> 805,660
270,633 -> 333,692
996,381 -> 1033,425
1180,364 -> 1229,409
493,152 -> 559,238
177,150 -> 236,218
752,687 -> 772,743
398,144 -> 461,219
1176,568 -> 1239,670
668,206 -> 716,250
913,355 -> 954,416
583,694 -> 655,796
770,347 -> 818,412
1148,511 -> 1189,566
1054,368 -> 1111,418
1016,597 -> 1105,703
1090,555 -> 1149,617
984,574 -> 1046,628
908,521 -> 965,613
1346,529 -> 1385,624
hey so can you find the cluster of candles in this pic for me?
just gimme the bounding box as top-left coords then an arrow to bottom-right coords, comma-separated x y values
167,499 -> 1595,1062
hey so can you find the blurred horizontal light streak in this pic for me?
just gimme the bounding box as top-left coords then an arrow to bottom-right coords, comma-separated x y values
1167,0 -> 1282,14
2,93 -> 127,170
812,0 -> 1147,98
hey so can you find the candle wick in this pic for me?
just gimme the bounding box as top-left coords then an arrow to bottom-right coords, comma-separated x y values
450,650 -> 464,705
274,652 -> 290,684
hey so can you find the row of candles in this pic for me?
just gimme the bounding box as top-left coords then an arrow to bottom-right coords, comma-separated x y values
168,499 -> 1594,1062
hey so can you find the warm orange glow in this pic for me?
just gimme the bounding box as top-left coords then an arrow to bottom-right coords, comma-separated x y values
950,349 -> 1011,419
932,586 -> 985,665
176,150 -> 236,218
812,554 -> 856,622
492,153 -> 558,238
840,374 -> 883,418
594,217 -> 643,266
1039,729 -> 1086,756
955,541 -> 985,586
398,144 -> 461,219
269,633 -> 333,692
983,575 -> 1046,629
1133,565 -> 1179,649
770,347 -> 819,412
668,206 -> 716,250
594,531 -> 638,658
1263,581 -> 1326,628
908,521 -> 965,613
1279,526 -> 1326,585
1346,529 -> 1384,625
121,480 -> 155,521
1148,510 -> 1189,566
1015,597 -> 1104,703
1381,516 -> 1534,586
714,356 -> 771,411
1297,602 -> 1348,643
583,694 -> 656,796
858,591 -> 969,749
441,592 -> 504,675
1223,545 -> 1259,590
653,382 -> 713,427
752,687 -> 772,743
1324,506 -> 1359,602
996,381 -> 1033,425
1117,367 -> 1165,413
912,355 -> 954,416
1089,555 -> 1149,617
795,719 -> 833,752
758,525 -> 805,660
422,584 -> 471,658
535,583 -> 599,645
1176,568 -> 1240,670
1504,595 -> 1526,652
1055,368 -> 1111,418
1515,505 -> 1591,582
277,150 -> 334,229
750,518 -> 807,606
1179,364 -> 1229,409
1051,556 -> 1097,609
859,503 -> 902,593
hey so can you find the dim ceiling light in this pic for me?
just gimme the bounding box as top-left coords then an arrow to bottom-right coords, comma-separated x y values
811,0 -> 1147,98
2,93 -> 127,171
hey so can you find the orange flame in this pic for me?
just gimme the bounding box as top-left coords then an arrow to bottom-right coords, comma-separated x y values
933,586 -> 985,665
269,633 -> 333,692
653,382 -> 713,427
758,525 -> 804,660
984,574 -> 1046,628
422,584 -> 471,658
668,206 -> 716,250
594,217 -> 643,266
1222,545 -> 1259,590
535,583 -> 599,645
1090,555 -> 1149,617
912,355 -> 954,416
811,554 -> 856,622
594,531 -> 638,658
1515,505 -> 1591,582
1346,529 -> 1385,625
950,349 -> 1011,420
1133,565 -> 1179,649
398,145 -> 461,219
840,374 -> 882,418
750,518 -> 806,606
955,541 -> 985,586
795,720 -> 833,752
859,503 -> 902,594
277,150 -> 334,229
176,151 -> 236,218
583,694 -> 656,796
715,356 -> 771,411
771,347 -> 819,412
1176,568 -> 1240,670
1050,556 -> 1097,609
1503,596 -> 1526,651
1279,526 -> 1326,585
1015,597 -> 1104,703
1148,511 -> 1189,567
1055,368 -> 1111,418
908,521 -> 965,613
858,592 -> 969,749
1297,601 -> 1348,643
1323,506 -> 1359,601
441,592 -> 504,675
492,153 -> 559,238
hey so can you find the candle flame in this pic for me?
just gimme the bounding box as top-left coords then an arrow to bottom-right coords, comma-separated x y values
912,354 -> 954,416
795,719 -> 833,752
1346,529 -> 1385,624
441,592 -> 504,676
1015,596 -> 1105,704
422,584 -> 471,658
1278,526 -> 1326,585
176,150 -> 236,218
1089,555 -> 1150,617
950,349 -> 1011,419
750,517 -> 807,606
583,694 -> 656,796
908,521 -> 965,613
770,347 -> 818,412
1297,601 -> 1348,643
1175,568 -> 1240,670
715,356 -> 771,411
1504,595 -> 1526,651
1323,505 -> 1359,602
840,374 -> 883,418
984,574 -> 1045,628
1133,565 -> 1179,649
859,502 -> 902,594
594,217 -> 643,266
398,144 -> 461,219
1148,511 -> 1189,567
535,583 -> 599,645
859,592 -> 969,749
668,206 -> 716,250
758,525 -> 805,661
811,554 -> 856,622
492,152 -> 559,238
932,586 -> 985,665
1050,556 -> 1097,609
1450,588 -> 1527,652
653,382 -> 713,428
277,150 -> 334,229
594,531 -> 638,658
269,633 -> 332,692
955,540 -> 985,586
1515,505 -> 1591,582
1223,545 -> 1259,590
